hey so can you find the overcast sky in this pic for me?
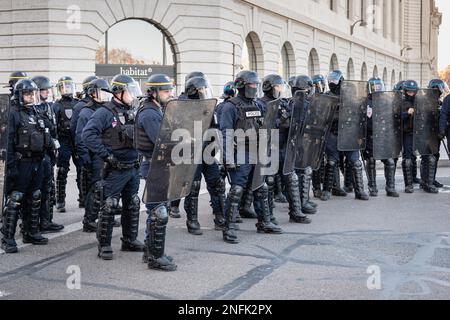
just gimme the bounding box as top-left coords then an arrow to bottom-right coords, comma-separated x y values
437,0 -> 449,71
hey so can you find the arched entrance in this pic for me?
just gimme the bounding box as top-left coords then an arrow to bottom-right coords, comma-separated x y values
308,49 -> 320,77
241,32 -> 264,73
279,42 -> 296,80
96,19 -> 177,90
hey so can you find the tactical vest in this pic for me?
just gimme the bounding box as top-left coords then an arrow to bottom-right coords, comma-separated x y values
15,107 -> 51,157
229,97 -> 263,132
134,101 -> 161,157
102,104 -> 135,151
57,98 -> 75,137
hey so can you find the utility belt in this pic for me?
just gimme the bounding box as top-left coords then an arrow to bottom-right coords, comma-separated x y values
15,151 -> 44,162
107,160 -> 140,170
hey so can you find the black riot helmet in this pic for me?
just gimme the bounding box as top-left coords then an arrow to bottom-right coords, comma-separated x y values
221,81 -> 237,100
367,77 -> 385,96
57,76 -> 76,98
235,70 -> 261,99
185,76 -> 213,100
327,70 -> 344,95
312,74 -> 327,94
14,79 -> 41,107
185,72 -> 206,83
110,74 -> 142,107
262,74 -> 285,99
403,80 -> 419,99
292,75 -> 314,98
87,78 -> 112,104
32,76 -> 55,102
7,71 -> 29,89
82,76 -> 99,94
288,76 -> 297,88
145,74 -> 175,106
428,79 -> 449,96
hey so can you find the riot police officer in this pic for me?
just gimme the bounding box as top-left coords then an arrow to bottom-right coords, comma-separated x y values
82,74 -> 144,260
220,70 -> 283,244
1,79 -> 51,253
218,82 -> 257,220
259,74 -> 314,223
289,75 -> 318,215
32,76 -> 65,232
321,70 -> 369,201
53,76 -> 82,212
5,71 -> 29,97
183,76 -> 226,235
429,79 -> 449,188
135,74 -> 177,271
363,77 -> 399,198
400,80 -> 437,193
76,78 -> 111,233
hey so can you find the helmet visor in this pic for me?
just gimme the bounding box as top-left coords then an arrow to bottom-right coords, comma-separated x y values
96,89 -> 113,103
197,86 -> 213,100
59,81 -> 76,96
126,81 -> 143,99
22,90 -> 41,106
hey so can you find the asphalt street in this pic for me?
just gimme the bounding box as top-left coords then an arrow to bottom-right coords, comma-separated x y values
0,164 -> 450,300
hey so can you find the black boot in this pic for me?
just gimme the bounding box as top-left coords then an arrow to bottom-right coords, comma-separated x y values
312,168 -> 323,198
22,191 -> 49,245
83,181 -> 102,233
239,186 -> 257,219
299,168 -> 317,214
343,160 -> 354,193
40,200 -> 64,234
40,181 -> 64,234
384,159 -> 399,197
266,176 -> 279,225
121,195 -> 145,252
184,181 -> 202,236
97,197 -> 117,260
274,174 -> 288,203
366,158 -> 378,197
402,159 -> 414,193
286,174 -> 312,224
321,160 -> 337,201
412,157 -> 421,184
433,153 -> 443,187
1,192 -> 22,254
254,184 -> 284,234
351,161 -> 369,200
223,185 -> 243,244
78,167 -> 89,209
211,178 -> 226,231
332,165 -> 348,197
145,205 -> 177,271
422,156 -> 439,194
56,167 -> 68,212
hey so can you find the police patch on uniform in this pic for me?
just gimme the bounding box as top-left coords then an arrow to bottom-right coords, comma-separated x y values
65,109 -> 73,119
246,111 -> 262,118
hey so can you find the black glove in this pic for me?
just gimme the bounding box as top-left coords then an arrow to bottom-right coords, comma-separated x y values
105,154 -> 119,168
6,165 -> 19,180
225,163 -> 240,171
438,132 -> 446,141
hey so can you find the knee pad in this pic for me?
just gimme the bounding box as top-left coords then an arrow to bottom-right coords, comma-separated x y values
8,191 -> 24,209
303,166 -> 313,176
266,176 -> 275,187
57,167 -> 69,179
191,180 -> 201,193
129,194 -> 141,212
104,197 -> 119,214
352,160 -> 363,169
384,158 -> 395,168
151,205 -> 169,226
287,172 -> 299,185
228,185 -> 244,203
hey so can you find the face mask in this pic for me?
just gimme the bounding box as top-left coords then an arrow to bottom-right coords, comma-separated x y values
244,86 -> 258,99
